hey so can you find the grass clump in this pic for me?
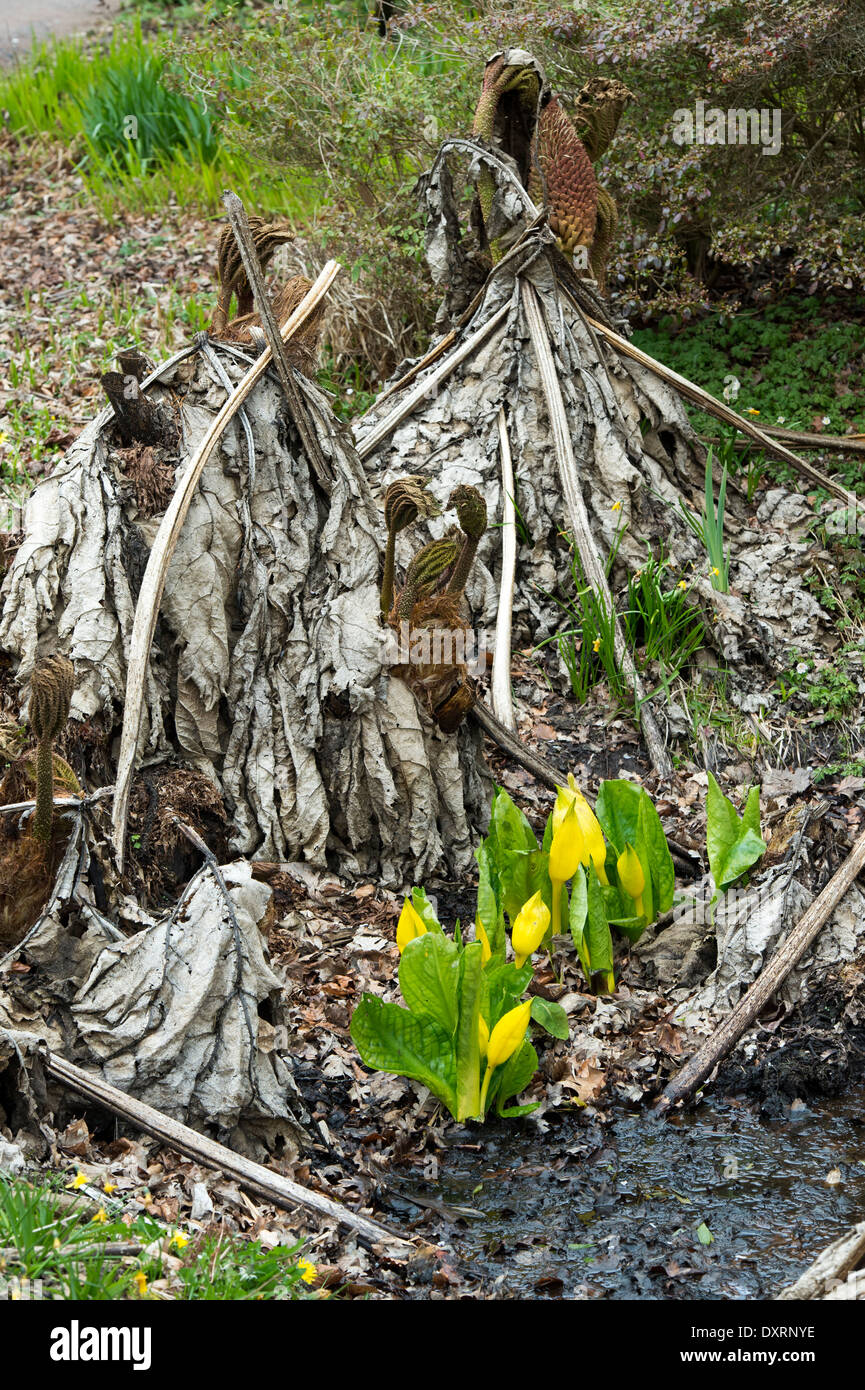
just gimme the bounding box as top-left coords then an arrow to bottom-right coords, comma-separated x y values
0,1173 -> 318,1301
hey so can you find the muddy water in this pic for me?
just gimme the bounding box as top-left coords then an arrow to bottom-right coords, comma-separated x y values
421,1093 -> 865,1298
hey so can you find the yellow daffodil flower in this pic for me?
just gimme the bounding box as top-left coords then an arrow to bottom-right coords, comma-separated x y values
592,637 -> 601,653
396,898 -> 427,953
92,1208 -> 108,1224
133,1271 -> 148,1296
475,918 -> 492,963
67,1171 -> 88,1190
103,1181 -> 117,1195
611,500 -> 622,511
745,408 -> 760,416
677,579 -> 687,591
511,890 -> 550,968
170,1231 -> 189,1250
479,1000 -> 532,1113
617,842 -> 646,918
297,1258 -> 317,1284
553,775 -> 609,885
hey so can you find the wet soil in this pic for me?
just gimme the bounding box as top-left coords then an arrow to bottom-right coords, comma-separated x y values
397,1090 -> 865,1299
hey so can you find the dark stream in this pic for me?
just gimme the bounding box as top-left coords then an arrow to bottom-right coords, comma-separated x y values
416,1092 -> 865,1298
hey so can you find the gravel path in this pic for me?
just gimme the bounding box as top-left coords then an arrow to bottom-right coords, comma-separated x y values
1,0 -> 120,62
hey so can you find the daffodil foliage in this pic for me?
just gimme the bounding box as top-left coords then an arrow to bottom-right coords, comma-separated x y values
705,772 -> 766,891
351,888 -> 567,1122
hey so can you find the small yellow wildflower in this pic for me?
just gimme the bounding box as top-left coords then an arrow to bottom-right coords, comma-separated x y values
53,1237 -> 61,1250
611,500 -> 622,511
745,408 -> 760,416
712,566 -> 720,576
141,1190 -> 153,1206
67,1171 -> 88,1189
592,637 -> 601,653
169,1230 -> 189,1250
677,580 -> 687,590
297,1258 -> 317,1284
91,1208 -> 108,1224
103,1181 -> 117,1195
133,1271 -> 148,1296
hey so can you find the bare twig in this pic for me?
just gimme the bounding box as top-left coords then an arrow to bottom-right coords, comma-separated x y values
776,1221 -> 865,1301
222,190 -> 333,492
657,827 -> 865,1113
43,1052 -> 413,1255
702,425 -> 865,457
471,699 -> 559,790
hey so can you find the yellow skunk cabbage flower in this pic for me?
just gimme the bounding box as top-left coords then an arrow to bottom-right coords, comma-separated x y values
549,804 -> 584,882
549,803 -> 584,937
478,1014 -> 490,1060
511,890 -> 550,969
617,843 -> 645,918
396,898 -> 427,953
479,1000 -> 532,1112
476,918 -> 492,963
553,774 -> 609,884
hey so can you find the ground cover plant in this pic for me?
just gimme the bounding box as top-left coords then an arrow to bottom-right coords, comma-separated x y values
0,1173 -> 317,1300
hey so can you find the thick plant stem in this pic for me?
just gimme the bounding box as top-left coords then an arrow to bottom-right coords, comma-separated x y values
381,527 -> 398,619
445,534 -> 480,597
32,736 -> 54,844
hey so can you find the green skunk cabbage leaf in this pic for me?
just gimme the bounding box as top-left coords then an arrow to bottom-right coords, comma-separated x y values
410,886 -> 445,933
485,961 -> 532,1028
585,865 -> 613,976
530,996 -> 569,1040
569,864 -> 591,981
487,788 -> 538,920
350,996 -> 457,1112
475,841 -> 506,958
492,1039 -> 538,1115
399,931 -> 460,1035
596,779 -> 674,922
455,942 -> 483,1121
706,772 -> 766,890
606,916 -> 646,943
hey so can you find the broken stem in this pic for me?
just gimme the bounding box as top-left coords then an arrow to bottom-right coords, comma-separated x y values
492,407 -> 517,732
657,825 -> 865,1113
522,280 -> 672,781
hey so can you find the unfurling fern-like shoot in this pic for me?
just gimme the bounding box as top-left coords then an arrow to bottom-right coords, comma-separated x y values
381,477 -> 441,618
445,484 -> 488,596
395,532 -> 461,622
